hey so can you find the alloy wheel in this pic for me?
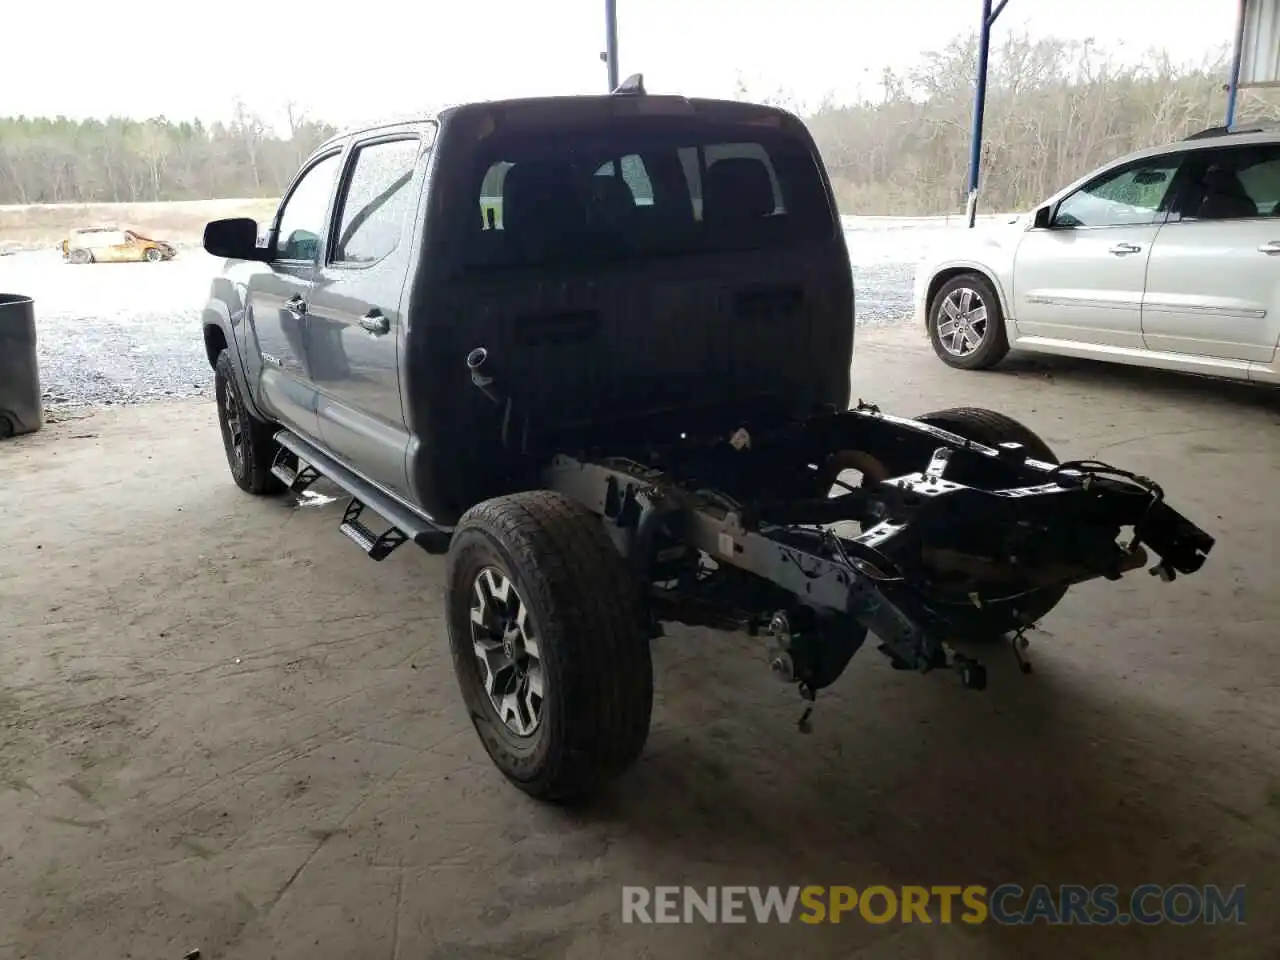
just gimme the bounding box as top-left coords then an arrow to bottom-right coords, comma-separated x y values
221,386 -> 245,468
469,567 -> 544,737
936,287 -> 988,357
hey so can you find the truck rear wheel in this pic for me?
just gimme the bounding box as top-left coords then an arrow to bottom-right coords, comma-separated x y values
445,491 -> 653,802
913,407 -> 1068,638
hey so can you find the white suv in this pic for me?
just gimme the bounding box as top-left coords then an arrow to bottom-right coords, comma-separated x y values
913,127 -> 1280,385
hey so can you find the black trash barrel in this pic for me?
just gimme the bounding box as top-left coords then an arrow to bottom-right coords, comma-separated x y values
0,294 -> 42,438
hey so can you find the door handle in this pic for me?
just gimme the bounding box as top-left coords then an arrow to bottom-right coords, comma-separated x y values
285,295 -> 308,316
1108,243 -> 1142,256
1258,241 -> 1280,254
360,310 -> 391,335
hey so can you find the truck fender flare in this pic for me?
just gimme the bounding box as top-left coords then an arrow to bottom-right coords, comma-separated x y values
202,301 -> 270,423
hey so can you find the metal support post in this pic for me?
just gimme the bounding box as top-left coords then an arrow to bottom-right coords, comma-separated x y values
604,0 -> 620,92
965,0 -> 1007,227
1226,0 -> 1248,128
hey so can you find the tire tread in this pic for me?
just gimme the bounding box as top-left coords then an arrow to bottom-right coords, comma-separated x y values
916,406 -> 1056,464
214,350 -> 284,496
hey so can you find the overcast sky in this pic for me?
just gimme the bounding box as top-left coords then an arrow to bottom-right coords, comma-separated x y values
3,0 -> 1236,128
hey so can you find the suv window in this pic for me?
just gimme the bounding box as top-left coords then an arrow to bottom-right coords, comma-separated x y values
1053,157 -> 1181,228
332,138 -> 421,264
1180,145 -> 1280,221
465,124 -> 831,268
276,152 -> 342,261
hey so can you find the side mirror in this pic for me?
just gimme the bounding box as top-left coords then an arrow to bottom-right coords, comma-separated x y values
1033,206 -> 1053,230
204,218 -> 270,261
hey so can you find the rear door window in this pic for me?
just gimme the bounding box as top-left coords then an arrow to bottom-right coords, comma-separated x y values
1176,144 -> 1280,221
465,124 -> 832,268
330,137 -> 421,265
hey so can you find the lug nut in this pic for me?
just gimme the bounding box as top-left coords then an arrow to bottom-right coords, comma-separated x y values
769,611 -> 790,639
770,653 -> 795,682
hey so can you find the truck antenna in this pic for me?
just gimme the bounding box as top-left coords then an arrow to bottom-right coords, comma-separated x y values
611,73 -> 646,96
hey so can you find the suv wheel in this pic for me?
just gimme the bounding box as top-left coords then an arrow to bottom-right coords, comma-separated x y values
213,350 -> 285,495
927,272 -> 1009,370
446,491 -> 653,802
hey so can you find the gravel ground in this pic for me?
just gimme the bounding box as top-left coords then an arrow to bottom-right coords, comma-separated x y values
0,217 -> 971,412
0,248 -> 216,412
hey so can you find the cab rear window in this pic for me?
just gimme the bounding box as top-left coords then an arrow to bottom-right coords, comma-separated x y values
464,125 -> 833,267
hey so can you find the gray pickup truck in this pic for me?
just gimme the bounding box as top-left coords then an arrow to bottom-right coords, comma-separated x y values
200,82 -> 1214,802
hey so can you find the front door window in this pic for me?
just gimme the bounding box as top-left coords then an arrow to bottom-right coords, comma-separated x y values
1053,158 -> 1182,228
276,152 -> 342,261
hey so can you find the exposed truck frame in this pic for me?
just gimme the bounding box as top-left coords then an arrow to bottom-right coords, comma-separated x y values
541,405 -> 1210,692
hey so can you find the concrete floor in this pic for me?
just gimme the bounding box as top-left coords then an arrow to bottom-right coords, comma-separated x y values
1,326 -> 1277,960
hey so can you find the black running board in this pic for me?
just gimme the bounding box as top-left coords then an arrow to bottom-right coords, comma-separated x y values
273,430 -> 452,559
270,449 -> 323,494
339,498 -> 409,561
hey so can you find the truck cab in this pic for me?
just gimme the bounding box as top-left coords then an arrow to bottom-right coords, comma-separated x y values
202,93 -> 854,529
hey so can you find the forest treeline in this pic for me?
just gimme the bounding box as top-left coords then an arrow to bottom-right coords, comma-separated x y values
0,101 -> 337,207
2,35 -> 1277,215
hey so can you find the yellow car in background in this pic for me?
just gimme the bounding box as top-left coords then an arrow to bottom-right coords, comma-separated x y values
61,226 -> 177,264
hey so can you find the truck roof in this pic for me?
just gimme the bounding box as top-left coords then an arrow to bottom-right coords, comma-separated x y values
317,94 -> 803,154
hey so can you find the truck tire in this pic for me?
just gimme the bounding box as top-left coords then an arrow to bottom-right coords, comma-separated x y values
68,248 -> 92,265
916,407 -> 1056,468
913,406 -> 1067,637
446,491 -> 653,802
213,349 -> 285,496
927,272 -> 1009,370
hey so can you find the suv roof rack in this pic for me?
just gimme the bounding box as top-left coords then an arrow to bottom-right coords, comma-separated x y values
1184,122 -> 1280,140
611,73 -> 646,96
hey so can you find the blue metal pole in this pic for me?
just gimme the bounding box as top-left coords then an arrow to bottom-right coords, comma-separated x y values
1226,0 -> 1248,128
966,0 -> 995,227
605,0 -> 620,91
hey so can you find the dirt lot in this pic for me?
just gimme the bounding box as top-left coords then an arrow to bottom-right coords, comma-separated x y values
0,326 -> 1277,960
